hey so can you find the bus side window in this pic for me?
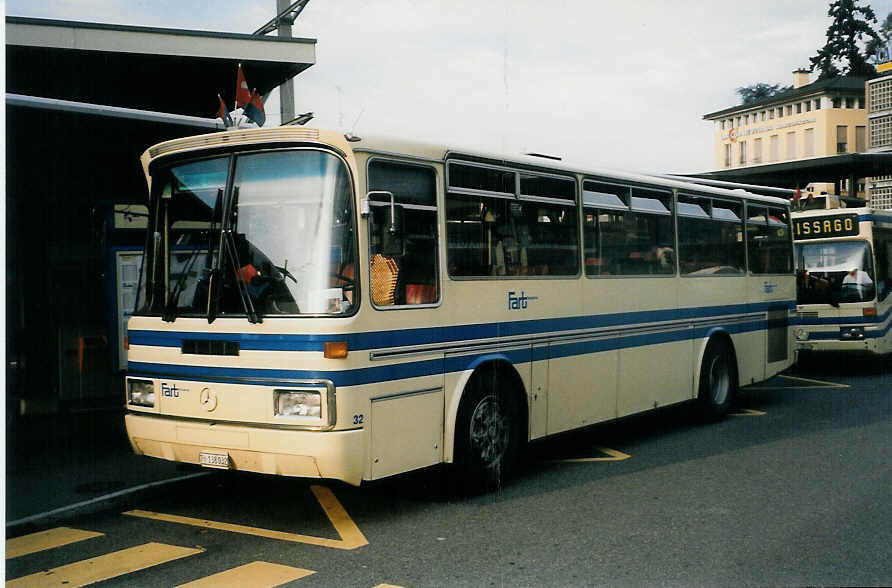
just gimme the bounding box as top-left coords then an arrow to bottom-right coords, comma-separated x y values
875,229 -> 892,301
367,160 -> 439,306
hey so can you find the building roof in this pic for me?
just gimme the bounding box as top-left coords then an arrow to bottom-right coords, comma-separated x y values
5,16 -> 316,119
702,76 -> 871,120
687,152 -> 892,188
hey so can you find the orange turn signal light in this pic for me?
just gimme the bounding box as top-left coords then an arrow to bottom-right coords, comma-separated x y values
863,307 -> 877,317
324,341 -> 348,359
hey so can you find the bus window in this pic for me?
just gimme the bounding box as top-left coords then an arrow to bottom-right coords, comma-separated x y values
678,194 -> 745,275
747,206 -> 794,274
368,160 -> 439,306
446,164 -> 578,277
871,229 -> 892,301
795,240 -> 875,303
583,185 -> 674,277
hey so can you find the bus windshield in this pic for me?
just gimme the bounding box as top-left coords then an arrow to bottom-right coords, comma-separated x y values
136,149 -> 356,320
795,240 -> 875,304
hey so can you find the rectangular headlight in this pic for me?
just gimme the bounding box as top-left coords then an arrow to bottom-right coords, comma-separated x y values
128,378 -> 155,407
274,389 -> 322,418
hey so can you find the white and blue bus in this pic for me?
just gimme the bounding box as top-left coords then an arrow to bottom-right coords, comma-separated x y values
793,206 -> 892,356
124,126 -> 795,491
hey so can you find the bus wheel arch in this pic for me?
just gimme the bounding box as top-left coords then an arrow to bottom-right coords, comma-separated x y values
449,358 -> 527,493
695,331 -> 739,420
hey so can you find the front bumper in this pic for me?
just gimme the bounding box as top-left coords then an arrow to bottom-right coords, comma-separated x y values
125,413 -> 366,485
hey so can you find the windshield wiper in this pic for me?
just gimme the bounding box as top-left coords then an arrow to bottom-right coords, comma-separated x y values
223,229 -> 261,323
162,243 -> 203,322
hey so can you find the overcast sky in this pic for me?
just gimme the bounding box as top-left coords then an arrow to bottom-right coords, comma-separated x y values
8,0 -> 892,174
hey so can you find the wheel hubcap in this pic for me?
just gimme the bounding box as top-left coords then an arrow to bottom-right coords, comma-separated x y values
708,355 -> 730,405
469,395 -> 509,467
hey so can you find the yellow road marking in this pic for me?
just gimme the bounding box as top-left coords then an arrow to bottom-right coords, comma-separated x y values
6,542 -> 202,587
6,527 -> 104,559
747,374 -> 850,391
373,584 -> 407,588
175,561 -> 315,587
729,408 -> 766,416
552,446 -> 631,463
124,485 -> 368,550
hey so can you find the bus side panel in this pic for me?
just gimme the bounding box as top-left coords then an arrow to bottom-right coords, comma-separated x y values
370,386 -> 443,479
616,277 -> 686,416
546,347 -> 618,435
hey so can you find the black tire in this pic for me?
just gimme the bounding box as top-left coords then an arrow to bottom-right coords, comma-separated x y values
697,338 -> 738,421
453,376 -> 521,494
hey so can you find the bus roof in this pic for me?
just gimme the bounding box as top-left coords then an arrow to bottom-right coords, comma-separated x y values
142,126 -> 791,208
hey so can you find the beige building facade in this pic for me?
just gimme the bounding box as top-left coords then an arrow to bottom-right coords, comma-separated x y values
704,71 -> 868,183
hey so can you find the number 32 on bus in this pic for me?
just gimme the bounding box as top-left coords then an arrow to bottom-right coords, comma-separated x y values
124,127 -> 795,492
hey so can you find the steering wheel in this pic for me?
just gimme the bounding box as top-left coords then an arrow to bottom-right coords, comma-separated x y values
331,272 -> 356,292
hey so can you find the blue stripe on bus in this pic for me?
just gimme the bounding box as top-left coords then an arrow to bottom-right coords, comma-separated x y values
127,316 -> 777,387
128,300 -> 795,353
858,213 -> 892,224
798,316 -> 892,340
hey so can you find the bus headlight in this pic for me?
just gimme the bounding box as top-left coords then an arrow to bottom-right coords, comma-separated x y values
795,328 -> 808,341
128,379 -> 155,407
275,389 -> 322,418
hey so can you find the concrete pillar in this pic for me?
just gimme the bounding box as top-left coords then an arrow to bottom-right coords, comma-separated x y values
277,0 -> 295,125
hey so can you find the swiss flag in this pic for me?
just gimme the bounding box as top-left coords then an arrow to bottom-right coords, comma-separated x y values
235,64 -> 252,108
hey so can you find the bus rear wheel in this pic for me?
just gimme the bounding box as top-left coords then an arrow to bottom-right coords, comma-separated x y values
698,338 -> 737,420
454,382 -> 521,494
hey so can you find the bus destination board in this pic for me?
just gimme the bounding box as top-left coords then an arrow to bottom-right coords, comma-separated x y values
792,213 -> 859,240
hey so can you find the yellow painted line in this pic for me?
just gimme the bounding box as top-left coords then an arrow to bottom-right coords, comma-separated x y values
175,561 -> 315,587
746,374 -> 850,391
552,446 -> 631,463
729,408 -> 766,416
6,527 -> 104,559
6,542 -> 202,587
373,584 -> 407,588
124,485 -> 368,550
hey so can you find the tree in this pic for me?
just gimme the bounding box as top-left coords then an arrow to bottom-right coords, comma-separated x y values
736,83 -> 793,105
810,0 -> 881,79
865,11 -> 892,58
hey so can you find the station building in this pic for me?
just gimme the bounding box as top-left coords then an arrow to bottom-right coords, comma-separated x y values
867,71 -> 892,208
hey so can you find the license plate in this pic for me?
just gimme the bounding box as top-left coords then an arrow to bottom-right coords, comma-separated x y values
199,451 -> 230,469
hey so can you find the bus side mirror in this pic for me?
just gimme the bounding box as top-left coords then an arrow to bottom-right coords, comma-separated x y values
382,203 -> 405,256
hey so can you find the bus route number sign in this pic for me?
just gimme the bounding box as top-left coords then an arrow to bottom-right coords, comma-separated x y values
793,214 -> 858,240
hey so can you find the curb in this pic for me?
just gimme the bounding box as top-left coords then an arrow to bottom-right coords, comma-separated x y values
6,471 -> 213,537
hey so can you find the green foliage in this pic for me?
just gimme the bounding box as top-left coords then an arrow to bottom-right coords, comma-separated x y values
865,11 -> 892,57
810,0 -> 880,79
736,83 -> 793,105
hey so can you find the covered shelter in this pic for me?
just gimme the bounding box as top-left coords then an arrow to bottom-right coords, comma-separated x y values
5,16 -> 316,413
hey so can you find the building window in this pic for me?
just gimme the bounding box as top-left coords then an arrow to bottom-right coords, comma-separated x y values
761,111 -> 767,121
856,125 -> 866,151
777,107 -> 784,118
846,96 -> 855,108
754,138 -> 762,163
744,114 -> 749,125
739,141 -> 747,165
796,103 -> 802,114
724,144 -> 732,168
805,101 -> 812,112
786,131 -> 796,159
770,135 -> 779,161
804,128 -> 814,157
786,105 -> 793,116
858,97 -> 864,109
769,109 -> 775,120
814,99 -> 821,110
833,97 -> 841,108
869,78 -> 892,112
837,125 -> 848,153
869,114 -> 892,149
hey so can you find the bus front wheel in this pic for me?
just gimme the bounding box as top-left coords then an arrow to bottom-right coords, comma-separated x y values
454,380 -> 521,494
697,338 -> 737,421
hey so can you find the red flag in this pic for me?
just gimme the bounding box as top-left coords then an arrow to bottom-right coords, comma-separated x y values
244,89 -> 266,127
793,186 -> 801,202
235,64 -> 252,108
216,94 -> 232,127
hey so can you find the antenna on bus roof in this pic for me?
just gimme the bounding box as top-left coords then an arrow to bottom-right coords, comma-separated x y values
526,152 -> 562,161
